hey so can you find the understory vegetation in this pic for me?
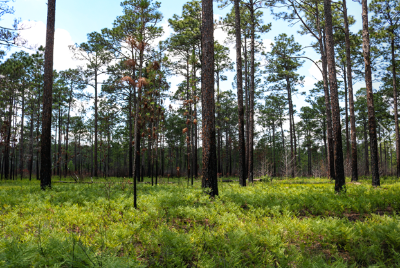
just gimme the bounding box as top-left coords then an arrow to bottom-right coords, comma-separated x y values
1,177 -> 400,267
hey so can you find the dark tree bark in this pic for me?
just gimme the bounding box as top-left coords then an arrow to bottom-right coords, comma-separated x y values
40,0 -> 56,189
129,93 -> 133,178
201,0 -> 218,196
4,102 -> 11,179
65,86 -> 72,177
364,121 -> 370,175
192,55 -> 198,179
343,65 -> 349,160
390,33 -> 400,178
225,126 -> 229,175
248,0 -> 255,183
234,0 -> 246,187
94,69 -> 98,178
343,0 -> 358,181
36,88 -> 41,180
29,95 -> 34,180
272,120 -> 276,177
58,101 -> 61,179
324,0 -> 345,191
217,71 -> 221,175
287,77 -> 295,178
244,36 -> 249,177
19,92 -> 25,179
361,0 -> 380,186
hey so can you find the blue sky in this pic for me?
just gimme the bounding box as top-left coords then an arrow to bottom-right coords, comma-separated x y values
4,0 -> 368,122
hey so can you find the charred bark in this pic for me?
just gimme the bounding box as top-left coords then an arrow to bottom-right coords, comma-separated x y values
40,0 -> 56,189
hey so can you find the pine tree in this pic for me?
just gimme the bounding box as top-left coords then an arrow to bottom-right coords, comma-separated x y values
361,0 -> 380,186
40,0 -> 56,189
201,0 -> 218,196
324,0 -> 346,191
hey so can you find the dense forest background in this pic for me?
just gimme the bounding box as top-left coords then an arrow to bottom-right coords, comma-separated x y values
0,0 -> 399,190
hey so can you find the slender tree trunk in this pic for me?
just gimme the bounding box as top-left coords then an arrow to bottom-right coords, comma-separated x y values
324,0 -> 345,191
343,0 -> 358,181
40,0 -> 56,189
129,92 -> 133,179
292,105 -> 298,175
391,35 -> 400,178
286,77 -> 295,178
4,99 -> 11,179
343,65 -> 350,160
36,86 -> 41,181
186,56 -> 191,183
244,37 -> 248,173
94,69 -> 98,178
133,46 -> 145,207
225,126 -> 229,175
323,117 -> 327,172
29,99 -> 34,181
58,102 -> 61,179
65,90 -> 71,177
201,0 -> 218,196
191,54 -> 197,180
217,72 -> 221,175
272,121 -> 276,177
320,43 -> 335,180
364,121 -> 370,175
361,0 -> 380,186
235,0 -> 246,186
248,1 -> 255,183
19,92 -> 25,179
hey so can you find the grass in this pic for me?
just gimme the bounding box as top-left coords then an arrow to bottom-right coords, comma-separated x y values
1,176 -> 400,267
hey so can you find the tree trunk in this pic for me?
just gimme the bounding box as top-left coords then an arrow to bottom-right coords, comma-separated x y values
244,36 -> 249,178
361,0 -> 380,186
343,0 -> 358,181
201,0 -> 218,196
343,65 -> 350,161
324,0 -> 345,191
58,101 -> 61,179
286,77 -> 295,178
4,100 -> 11,179
129,92 -> 133,179
65,88 -> 72,177
29,97 -> 34,180
40,0 -> 56,189
364,121 -> 370,175
216,69 -> 221,175
19,92 -> 25,179
248,1 -> 255,183
94,68 -> 98,178
391,35 -> 400,178
235,0 -> 246,187
272,120 -> 276,177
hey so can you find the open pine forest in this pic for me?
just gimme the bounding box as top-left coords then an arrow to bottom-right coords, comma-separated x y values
1,0 -> 400,266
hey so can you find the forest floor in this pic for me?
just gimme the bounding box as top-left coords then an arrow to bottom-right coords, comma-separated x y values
1,176 -> 400,267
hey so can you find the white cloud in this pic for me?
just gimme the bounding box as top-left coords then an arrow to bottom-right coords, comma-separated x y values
303,59 -> 323,87
262,39 -> 273,53
304,76 -> 317,87
18,20 -> 81,71
153,21 -> 171,46
307,60 -> 322,80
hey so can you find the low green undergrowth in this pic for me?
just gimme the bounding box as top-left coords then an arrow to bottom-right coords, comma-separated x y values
1,177 -> 400,267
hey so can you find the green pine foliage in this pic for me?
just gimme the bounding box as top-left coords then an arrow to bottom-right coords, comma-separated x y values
1,178 -> 400,267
